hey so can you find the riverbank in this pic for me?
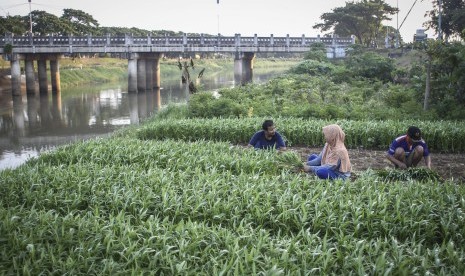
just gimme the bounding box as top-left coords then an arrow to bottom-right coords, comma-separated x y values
0,57 -> 301,90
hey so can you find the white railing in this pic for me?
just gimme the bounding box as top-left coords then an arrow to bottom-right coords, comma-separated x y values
1,33 -> 354,54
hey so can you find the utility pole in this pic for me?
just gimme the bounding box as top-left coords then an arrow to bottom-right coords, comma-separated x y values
437,0 -> 442,40
395,0 -> 399,48
28,0 -> 32,34
217,0 -> 220,35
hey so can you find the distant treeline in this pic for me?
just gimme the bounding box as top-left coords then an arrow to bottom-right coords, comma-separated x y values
0,8 -> 210,37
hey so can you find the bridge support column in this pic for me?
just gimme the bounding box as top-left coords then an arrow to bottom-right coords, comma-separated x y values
38,59 -> 48,95
234,52 -> 242,85
137,59 -> 146,92
50,57 -> 61,94
145,60 -> 153,91
10,55 -> 22,96
128,54 -> 138,93
25,57 -> 36,95
241,52 -> 255,85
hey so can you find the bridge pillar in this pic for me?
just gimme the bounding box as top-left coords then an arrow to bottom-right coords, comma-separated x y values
25,57 -> 36,95
50,57 -> 61,94
128,53 -> 138,93
140,52 -> 162,89
145,59 -> 153,91
241,52 -> 255,85
137,59 -> 146,92
234,52 -> 242,85
38,59 -> 48,95
10,55 -> 21,96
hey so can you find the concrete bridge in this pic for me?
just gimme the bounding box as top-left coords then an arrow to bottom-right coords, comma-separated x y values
1,33 -> 355,96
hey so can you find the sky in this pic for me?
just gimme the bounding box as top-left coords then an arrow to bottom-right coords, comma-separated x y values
1,0 -> 436,42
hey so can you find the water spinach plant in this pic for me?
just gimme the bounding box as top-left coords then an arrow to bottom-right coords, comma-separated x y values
1,136 -> 465,274
136,117 -> 465,152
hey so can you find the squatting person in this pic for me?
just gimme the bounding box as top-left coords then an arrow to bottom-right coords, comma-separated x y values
386,126 -> 432,169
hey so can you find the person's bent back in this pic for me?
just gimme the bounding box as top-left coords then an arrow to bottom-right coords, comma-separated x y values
386,126 -> 431,169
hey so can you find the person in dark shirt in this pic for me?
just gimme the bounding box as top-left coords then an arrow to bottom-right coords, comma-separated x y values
248,120 -> 287,151
386,126 -> 431,169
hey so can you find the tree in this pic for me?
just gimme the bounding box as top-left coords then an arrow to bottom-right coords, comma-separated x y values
313,0 -> 398,47
0,15 -> 28,35
417,41 -> 465,117
61,9 -> 99,35
304,42 -> 328,62
344,50 -> 395,82
425,0 -> 465,41
29,10 -> 73,35
177,58 -> 205,94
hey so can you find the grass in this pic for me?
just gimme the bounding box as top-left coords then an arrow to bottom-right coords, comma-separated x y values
136,117 -> 465,153
0,56 -> 300,88
1,132 -> 464,274
1,53 -> 463,274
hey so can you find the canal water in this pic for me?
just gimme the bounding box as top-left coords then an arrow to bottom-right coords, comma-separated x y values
0,68 -> 287,170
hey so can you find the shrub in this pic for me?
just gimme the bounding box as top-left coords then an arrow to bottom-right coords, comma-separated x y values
344,51 -> 395,82
304,42 -> 328,62
288,60 -> 335,76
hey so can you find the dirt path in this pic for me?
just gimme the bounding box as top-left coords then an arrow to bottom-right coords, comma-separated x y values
291,147 -> 465,182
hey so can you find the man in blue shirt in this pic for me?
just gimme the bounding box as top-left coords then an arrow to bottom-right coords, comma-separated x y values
386,126 -> 431,169
248,120 -> 287,151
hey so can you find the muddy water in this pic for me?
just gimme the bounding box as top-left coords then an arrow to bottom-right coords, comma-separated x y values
0,69 -> 285,170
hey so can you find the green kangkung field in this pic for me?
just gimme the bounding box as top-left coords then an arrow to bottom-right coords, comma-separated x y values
1,51 -> 465,274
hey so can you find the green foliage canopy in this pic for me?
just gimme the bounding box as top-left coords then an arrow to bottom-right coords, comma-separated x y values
30,10 -> 73,35
61,9 -> 100,35
313,0 -> 398,47
425,0 -> 465,41
0,15 -> 27,35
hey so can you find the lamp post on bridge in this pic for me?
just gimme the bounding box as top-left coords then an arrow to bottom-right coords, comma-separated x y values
28,0 -> 32,34
437,0 -> 442,40
216,0 -> 220,35
395,0 -> 399,48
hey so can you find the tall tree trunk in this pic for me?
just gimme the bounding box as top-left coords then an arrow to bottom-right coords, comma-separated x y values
424,56 -> 432,110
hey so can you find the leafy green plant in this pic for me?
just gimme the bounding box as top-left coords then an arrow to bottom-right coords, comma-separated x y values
375,167 -> 443,182
136,117 -> 465,152
177,58 -> 205,94
1,136 -> 465,275
304,42 -> 328,62
344,51 -> 395,82
288,60 -> 335,76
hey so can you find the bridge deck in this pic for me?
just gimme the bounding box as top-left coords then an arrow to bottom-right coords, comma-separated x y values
1,34 -> 354,54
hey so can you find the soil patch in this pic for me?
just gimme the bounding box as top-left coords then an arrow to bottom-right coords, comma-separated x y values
291,147 -> 465,182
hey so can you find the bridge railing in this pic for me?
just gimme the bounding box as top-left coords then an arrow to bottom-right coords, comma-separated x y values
1,33 -> 355,49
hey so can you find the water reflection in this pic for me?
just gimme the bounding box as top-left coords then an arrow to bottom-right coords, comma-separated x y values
0,86 -> 165,170
0,69 -> 284,170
